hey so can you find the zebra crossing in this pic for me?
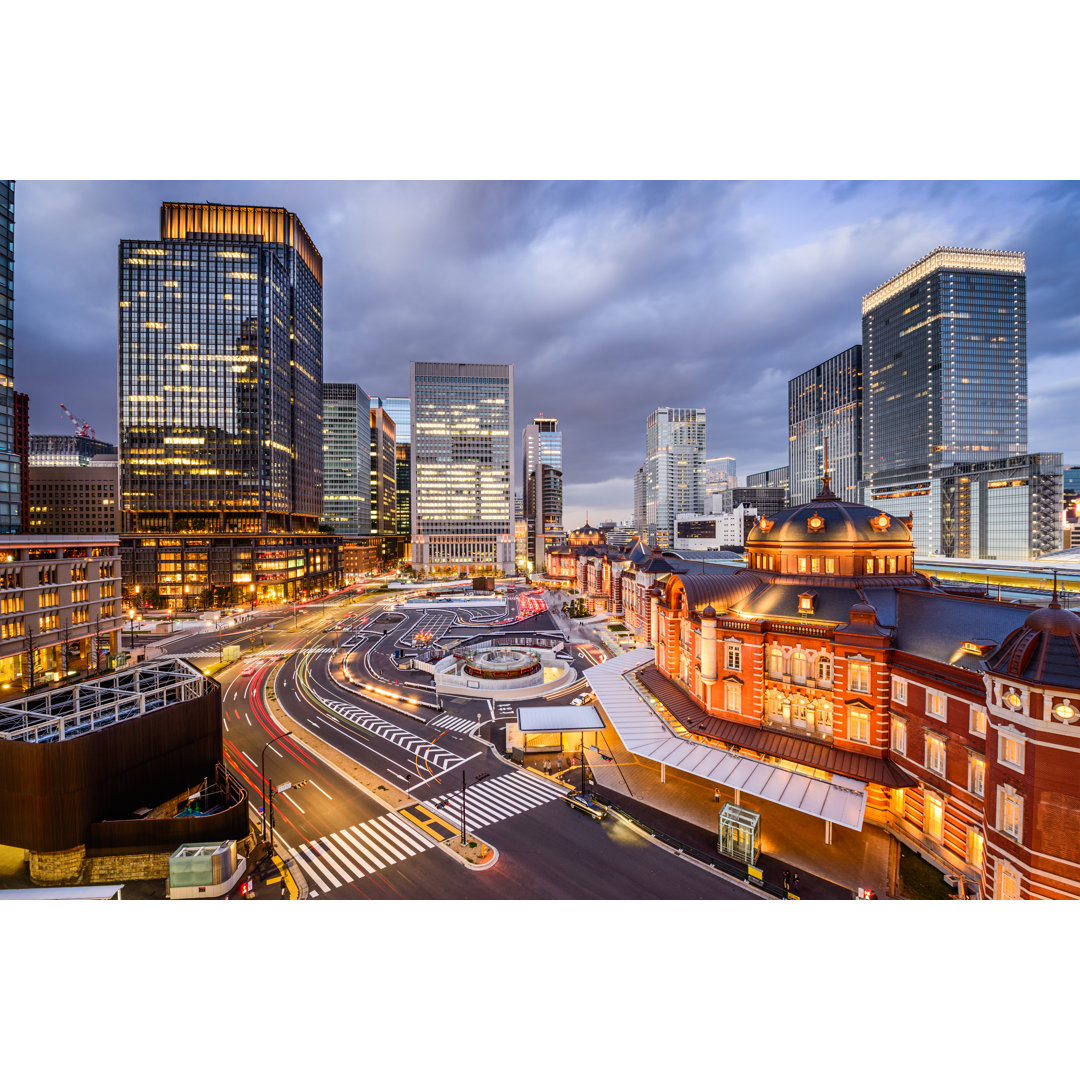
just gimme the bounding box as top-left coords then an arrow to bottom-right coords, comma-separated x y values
286,811 -> 437,895
419,769 -> 565,832
322,697 -> 465,771
430,713 -> 481,734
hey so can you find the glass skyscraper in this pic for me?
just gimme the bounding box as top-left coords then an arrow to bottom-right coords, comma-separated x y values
642,407 -> 707,548
321,383 -> 371,536
788,345 -> 862,505
372,395 -> 411,534
522,415 -> 563,571
410,361 -> 514,575
861,247 -> 1027,554
370,406 -> 397,535
119,202 -> 339,604
0,182 -> 21,532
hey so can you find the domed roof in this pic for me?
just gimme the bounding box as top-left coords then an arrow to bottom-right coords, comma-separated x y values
747,498 -> 912,547
985,599 -> 1080,689
1024,605 -> 1080,636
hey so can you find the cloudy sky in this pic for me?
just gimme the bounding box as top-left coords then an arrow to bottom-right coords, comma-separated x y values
12,179 -> 1080,527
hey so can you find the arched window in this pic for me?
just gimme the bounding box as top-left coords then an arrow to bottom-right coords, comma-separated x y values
792,649 -> 809,683
768,645 -> 784,677
817,654 -> 832,683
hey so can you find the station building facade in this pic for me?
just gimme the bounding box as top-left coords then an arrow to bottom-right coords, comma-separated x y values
647,475 -> 1080,899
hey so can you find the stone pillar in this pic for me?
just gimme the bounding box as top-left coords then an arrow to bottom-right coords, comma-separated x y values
701,609 -> 717,684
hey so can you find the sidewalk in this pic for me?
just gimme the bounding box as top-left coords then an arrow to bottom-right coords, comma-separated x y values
574,724 -> 889,900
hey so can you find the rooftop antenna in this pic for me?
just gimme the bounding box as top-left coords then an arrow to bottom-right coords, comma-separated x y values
1050,569 -> 1061,610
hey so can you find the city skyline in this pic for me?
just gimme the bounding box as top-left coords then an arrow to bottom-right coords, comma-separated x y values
10,180 -> 1080,529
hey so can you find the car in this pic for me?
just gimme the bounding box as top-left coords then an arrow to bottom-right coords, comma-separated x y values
564,792 -> 606,820
571,693 -> 595,706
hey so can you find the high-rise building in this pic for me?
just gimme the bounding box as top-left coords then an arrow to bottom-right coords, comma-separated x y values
28,458 -> 121,534
933,452 -> 1062,560
0,183 -> 21,532
410,362 -> 514,576
704,456 -> 737,495
370,406 -> 397,535
633,465 -> 646,539
321,383 -> 371,536
744,466 -> 789,506
522,415 -> 563,572
861,247 -> 1027,554
118,202 -> 340,605
642,407 -> 707,548
788,345 -> 862,505
372,397 -> 411,536
14,391 -> 28,530
29,434 -> 117,468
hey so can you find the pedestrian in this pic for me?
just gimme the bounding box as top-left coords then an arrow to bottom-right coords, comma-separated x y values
793,873 -> 800,894
783,871 -> 790,893
714,788 -> 720,803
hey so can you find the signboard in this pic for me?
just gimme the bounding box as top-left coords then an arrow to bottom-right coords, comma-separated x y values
746,865 -> 765,887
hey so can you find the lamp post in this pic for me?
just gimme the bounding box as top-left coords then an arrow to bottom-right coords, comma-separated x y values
127,608 -> 136,652
261,729 -> 292,846
249,582 -> 255,610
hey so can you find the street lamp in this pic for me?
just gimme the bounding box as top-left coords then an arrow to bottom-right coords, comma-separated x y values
261,729 -> 292,848
127,608 -> 136,651
249,583 -> 255,610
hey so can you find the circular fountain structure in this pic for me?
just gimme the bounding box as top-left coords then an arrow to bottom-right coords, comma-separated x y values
462,647 -> 542,681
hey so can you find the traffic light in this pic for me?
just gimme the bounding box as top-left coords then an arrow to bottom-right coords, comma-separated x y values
293,780 -> 310,789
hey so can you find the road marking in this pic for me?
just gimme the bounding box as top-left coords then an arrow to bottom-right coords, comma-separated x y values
299,843 -> 341,889
309,780 -> 333,801
329,830 -> 379,874
282,791 -> 305,813
269,744 -> 284,758
377,813 -> 433,852
310,838 -> 354,882
400,806 -> 458,840
222,715 -> 229,732
361,817 -> 415,858
242,750 -> 257,766
354,820 -> 405,862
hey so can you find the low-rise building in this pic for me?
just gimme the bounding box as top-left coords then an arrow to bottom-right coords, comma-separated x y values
28,458 -> 121,534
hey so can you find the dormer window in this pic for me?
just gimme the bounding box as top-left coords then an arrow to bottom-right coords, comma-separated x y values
798,592 -> 816,615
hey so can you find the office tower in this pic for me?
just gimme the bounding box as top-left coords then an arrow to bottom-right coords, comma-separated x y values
934,453 -> 1062,560
28,457 -> 121,534
30,434 -> 117,467
745,466 -> 790,506
14,391 -> 28,530
410,361 -> 514,576
372,396 -> 411,535
321,383 -> 371,536
788,346 -> 862,505
0,183 -> 20,532
643,407 -> 707,548
522,415 -> 563,572
704,456 -> 737,495
119,202 -> 340,605
370,406 -> 397,535
862,247 -> 1027,554
633,465 -> 646,539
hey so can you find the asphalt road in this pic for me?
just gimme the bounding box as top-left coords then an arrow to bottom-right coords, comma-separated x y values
188,585 -> 755,899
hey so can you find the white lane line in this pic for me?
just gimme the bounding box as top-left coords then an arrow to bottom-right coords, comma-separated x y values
288,844 -> 329,893
389,770 -> 410,782
241,750 -> 257,766
310,838 -> 354,883
365,816 -> 417,858
269,744 -> 284,758
380,814 -> 435,851
320,833 -> 369,877
246,713 -> 252,726
222,715 -> 230,732
282,791 -> 305,813
310,780 -> 333,801
354,820 -> 406,863
300,844 -> 341,889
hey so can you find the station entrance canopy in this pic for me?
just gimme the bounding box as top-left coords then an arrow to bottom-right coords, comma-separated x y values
584,649 -> 868,832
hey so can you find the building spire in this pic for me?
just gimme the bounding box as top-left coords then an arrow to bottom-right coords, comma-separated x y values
813,434 -> 838,501
1051,569 -> 1061,610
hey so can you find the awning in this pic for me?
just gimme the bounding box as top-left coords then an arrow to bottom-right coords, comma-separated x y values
585,649 -> 868,831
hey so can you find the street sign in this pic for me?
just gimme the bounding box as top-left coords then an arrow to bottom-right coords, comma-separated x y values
276,781 -> 292,793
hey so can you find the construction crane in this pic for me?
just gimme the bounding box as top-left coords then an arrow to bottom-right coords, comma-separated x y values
59,403 -> 95,440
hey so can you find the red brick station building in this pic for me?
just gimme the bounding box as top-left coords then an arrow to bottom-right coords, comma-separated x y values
641,474 -> 1080,900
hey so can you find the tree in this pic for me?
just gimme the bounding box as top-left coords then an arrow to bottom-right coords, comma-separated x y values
23,626 -> 36,691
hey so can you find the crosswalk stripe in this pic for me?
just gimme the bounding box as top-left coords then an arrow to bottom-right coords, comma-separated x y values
342,824 -> 391,869
358,819 -> 412,860
382,813 -> 434,851
514,771 -> 565,796
331,829 -> 381,873
354,820 -> 404,863
368,815 -> 424,856
288,845 -> 330,894
311,837 -> 355,882
300,843 -> 342,889
485,775 -> 544,808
